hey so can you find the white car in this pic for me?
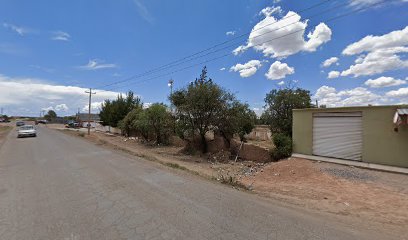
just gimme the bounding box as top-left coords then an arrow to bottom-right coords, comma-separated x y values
17,125 -> 37,138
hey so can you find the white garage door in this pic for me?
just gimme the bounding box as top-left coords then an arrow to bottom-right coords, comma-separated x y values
313,112 -> 363,161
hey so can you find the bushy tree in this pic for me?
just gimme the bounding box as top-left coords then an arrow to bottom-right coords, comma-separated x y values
119,103 -> 173,144
271,133 -> 293,161
218,101 -> 257,143
145,103 -> 173,144
1,115 -> 9,122
100,91 -> 142,127
120,108 -> 143,136
264,87 -> 312,136
170,67 -> 234,153
44,110 -> 57,122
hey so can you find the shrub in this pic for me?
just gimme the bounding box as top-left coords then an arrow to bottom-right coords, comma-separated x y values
271,133 -> 292,161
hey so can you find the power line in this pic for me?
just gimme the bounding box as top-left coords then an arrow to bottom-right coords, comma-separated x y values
95,0 -> 338,89
100,0 -> 386,92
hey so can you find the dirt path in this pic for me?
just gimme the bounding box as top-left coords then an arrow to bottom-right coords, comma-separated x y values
56,126 -> 408,234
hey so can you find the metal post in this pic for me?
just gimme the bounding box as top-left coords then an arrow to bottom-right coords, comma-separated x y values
85,88 -> 96,135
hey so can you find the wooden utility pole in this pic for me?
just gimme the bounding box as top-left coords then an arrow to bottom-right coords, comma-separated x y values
85,88 -> 96,135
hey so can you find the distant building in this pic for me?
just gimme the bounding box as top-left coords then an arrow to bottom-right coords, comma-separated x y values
76,113 -> 101,128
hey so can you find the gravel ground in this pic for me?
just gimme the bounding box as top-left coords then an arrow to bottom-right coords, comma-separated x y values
320,166 -> 377,182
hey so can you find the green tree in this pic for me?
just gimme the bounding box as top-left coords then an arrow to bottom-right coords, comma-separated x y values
44,110 -> 57,122
119,107 -> 143,136
170,67 -> 234,153
264,87 -> 312,136
1,115 -> 9,122
100,91 -> 142,127
218,101 -> 257,143
133,110 -> 150,140
145,103 -> 173,144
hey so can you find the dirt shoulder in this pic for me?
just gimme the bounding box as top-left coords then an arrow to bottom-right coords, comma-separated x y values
55,127 -> 408,232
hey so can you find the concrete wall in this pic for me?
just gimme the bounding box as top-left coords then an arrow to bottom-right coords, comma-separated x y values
245,125 -> 272,141
293,105 -> 408,168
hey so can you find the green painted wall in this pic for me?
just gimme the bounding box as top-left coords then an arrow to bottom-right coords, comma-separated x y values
293,105 -> 408,168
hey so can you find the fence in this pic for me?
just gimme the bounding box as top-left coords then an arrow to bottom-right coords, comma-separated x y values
95,124 -> 122,135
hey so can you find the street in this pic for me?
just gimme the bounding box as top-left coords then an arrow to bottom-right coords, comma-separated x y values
0,126 -> 399,240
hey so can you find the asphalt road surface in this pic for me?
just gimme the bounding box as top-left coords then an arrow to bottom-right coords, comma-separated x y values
0,126 -> 400,240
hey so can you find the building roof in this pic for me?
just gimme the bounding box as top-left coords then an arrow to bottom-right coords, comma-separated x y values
397,108 -> 408,115
294,105 -> 408,111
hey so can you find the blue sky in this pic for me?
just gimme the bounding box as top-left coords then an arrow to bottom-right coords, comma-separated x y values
0,0 -> 407,116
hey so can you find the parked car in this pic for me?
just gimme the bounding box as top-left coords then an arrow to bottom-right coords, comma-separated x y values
37,119 -> 48,124
65,121 -> 80,128
17,125 -> 37,138
16,121 -> 25,127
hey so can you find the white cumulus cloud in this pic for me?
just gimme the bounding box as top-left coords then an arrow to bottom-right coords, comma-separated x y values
265,61 -> 294,80
343,26 -> 408,55
364,76 -> 407,88
230,60 -> 263,78
0,74 -> 121,116
341,47 -> 408,77
386,87 -> 408,99
233,10 -> 332,58
322,57 -> 339,68
55,104 -> 69,111
82,101 -> 104,112
314,86 -> 384,107
327,71 -> 340,79
259,6 -> 282,17
340,26 -> 408,77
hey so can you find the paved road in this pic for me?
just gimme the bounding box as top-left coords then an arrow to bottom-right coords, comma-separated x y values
0,126 -> 398,240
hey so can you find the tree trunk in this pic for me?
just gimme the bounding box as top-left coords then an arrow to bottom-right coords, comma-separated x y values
200,133 -> 207,153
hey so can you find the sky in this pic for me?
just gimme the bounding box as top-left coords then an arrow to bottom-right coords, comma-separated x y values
0,0 -> 407,116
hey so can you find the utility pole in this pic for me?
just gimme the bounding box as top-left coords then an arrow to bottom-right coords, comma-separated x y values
85,88 -> 96,135
168,79 -> 176,133
168,79 -> 174,113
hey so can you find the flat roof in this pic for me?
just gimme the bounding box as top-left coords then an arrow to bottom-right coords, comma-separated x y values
293,104 -> 408,111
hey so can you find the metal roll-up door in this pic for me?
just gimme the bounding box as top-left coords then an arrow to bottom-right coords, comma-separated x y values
313,112 -> 363,161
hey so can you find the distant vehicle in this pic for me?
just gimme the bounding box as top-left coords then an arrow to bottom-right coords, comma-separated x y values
0,118 -> 10,123
16,121 -> 25,127
17,125 -> 37,138
37,119 -> 48,124
65,121 -> 80,128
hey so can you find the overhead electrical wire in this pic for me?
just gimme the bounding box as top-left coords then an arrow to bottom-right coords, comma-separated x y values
95,0 -> 337,89
97,0 -> 387,93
